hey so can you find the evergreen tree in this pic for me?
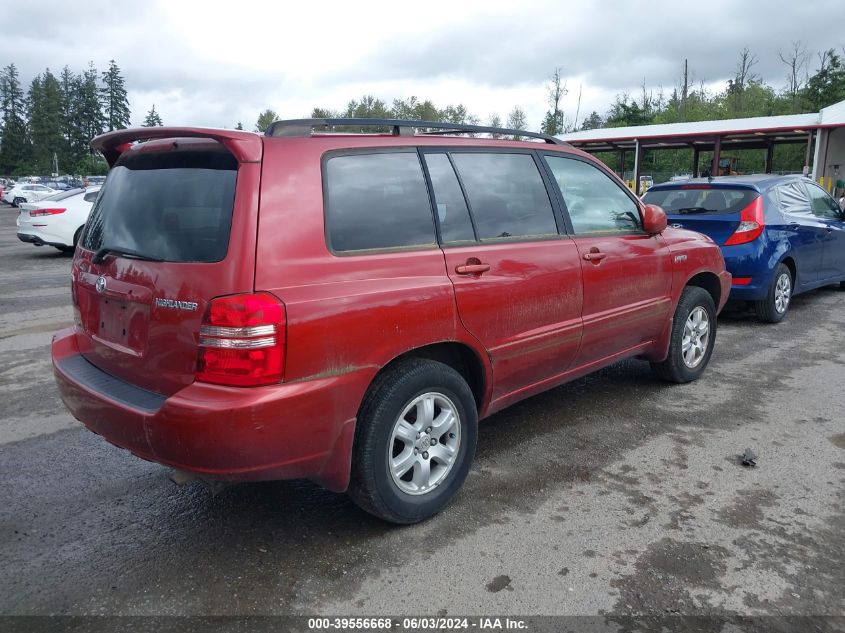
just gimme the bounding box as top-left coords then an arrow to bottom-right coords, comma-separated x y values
254,109 -> 278,132
79,62 -> 105,147
235,121 -> 243,130
59,66 -> 87,171
142,104 -> 163,126
580,111 -> 604,130
0,64 -> 30,175
100,60 -> 130,131
27,69 -> 65,174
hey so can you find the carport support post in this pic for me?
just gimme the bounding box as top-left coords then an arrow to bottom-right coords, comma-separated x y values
765,142 -> 774,174
693,146 -> 701,178
618,149 -> 626,179
633,139 -> 642,194
803,131 -> 814,177
711,136 -> 722,178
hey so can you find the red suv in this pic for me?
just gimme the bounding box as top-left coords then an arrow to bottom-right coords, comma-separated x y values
52,120 -> 730,523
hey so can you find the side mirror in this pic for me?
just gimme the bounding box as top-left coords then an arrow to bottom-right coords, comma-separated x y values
642,203 -> 667,235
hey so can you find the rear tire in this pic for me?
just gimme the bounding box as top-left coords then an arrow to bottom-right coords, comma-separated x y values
12,197 -> 24,207
651,286 -> 717,383
754,264 -> 792,323
348,359 -> 478,524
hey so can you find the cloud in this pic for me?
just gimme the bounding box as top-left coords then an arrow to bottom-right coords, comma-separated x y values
1,0 -> 843,131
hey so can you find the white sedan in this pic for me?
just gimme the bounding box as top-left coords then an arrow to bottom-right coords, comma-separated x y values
2,183 -> 58,206
16,187 -> 101,253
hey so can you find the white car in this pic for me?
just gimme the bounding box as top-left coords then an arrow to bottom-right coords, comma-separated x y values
16,187 -> 100,253
3,183 -> 58,206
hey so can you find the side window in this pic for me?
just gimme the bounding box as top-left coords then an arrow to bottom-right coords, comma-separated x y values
83,191 -> 99,203
805,183 -> 841,219
325,152 -> 435,252
775,182 -> 811,216
450,153 -> 557,240
422,153 -> 475,243
545,156 -> 642,234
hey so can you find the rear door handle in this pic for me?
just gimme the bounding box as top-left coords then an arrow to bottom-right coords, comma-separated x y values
455,262 -> 491,275
582,251 -> 607,262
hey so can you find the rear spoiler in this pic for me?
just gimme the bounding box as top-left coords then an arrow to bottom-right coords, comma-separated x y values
91,127 -> 263,167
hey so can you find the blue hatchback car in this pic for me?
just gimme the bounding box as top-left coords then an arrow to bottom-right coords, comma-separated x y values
643,175 -> 845,322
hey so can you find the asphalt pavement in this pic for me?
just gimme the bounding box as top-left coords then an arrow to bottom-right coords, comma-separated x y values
1,203 -> 843,622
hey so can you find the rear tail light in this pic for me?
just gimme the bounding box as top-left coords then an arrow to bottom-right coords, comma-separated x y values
196,292 -> 286,387
30,207 -> 66,217
724,196 -> 764,245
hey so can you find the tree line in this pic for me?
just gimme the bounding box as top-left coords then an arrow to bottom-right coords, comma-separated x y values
2,42 -> 843,179
252,43 -> 845,179
0,60 -> 160,177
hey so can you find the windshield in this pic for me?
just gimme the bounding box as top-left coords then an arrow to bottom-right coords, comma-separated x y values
81,149 -> 238,263
643,187 -> 759,215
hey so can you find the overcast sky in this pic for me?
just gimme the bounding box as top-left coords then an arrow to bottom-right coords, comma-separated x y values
2,0 -> 843,131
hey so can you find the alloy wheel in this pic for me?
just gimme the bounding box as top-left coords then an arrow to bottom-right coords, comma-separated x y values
388,392 -> 461,495
681,306 -> 710,369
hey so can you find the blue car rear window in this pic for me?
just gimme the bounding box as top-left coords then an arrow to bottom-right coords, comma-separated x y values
644,188 -> 758,215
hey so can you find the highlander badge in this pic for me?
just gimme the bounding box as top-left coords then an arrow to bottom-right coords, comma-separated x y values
155,297 -> 198,311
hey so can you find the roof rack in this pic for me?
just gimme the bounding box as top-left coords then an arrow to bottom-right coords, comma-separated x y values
264,118 -> 568,145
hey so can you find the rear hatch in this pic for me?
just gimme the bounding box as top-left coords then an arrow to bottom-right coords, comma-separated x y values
72,131 -> 262,396
643,184 -> 760,245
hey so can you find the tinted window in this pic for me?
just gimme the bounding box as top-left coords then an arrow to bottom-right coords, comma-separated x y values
545,156 -> 641,234
450,153 -> 557,240
82,149 -> 237,263
325,153 -> 435,252
643,187 -> 758,215
805,183 -> 841,219
423,153 -> 475,243
775,181 -> 811,216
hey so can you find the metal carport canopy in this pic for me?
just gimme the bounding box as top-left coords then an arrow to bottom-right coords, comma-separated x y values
556,100 -> 845,188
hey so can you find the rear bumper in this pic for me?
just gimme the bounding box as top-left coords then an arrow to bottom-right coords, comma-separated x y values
51,327 -> 360,491
17,232 -> 68,249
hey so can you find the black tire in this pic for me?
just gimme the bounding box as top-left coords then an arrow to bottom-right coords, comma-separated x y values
754,263 -> 792,323
651,286 -> 717,384
348,359 -> 478,524
12,197 -> 24,207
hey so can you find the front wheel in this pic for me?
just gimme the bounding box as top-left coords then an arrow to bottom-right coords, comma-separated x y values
755,264 -> 792,323
651,286 -> 717,383
348,359 -> 478,524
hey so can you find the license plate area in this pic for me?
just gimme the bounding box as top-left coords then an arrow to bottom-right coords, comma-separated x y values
98,298 -> 148,353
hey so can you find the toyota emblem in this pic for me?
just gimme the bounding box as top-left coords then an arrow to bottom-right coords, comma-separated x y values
95,276 -> 107,293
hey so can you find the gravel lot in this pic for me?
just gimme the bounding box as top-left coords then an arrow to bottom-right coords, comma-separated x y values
1,202 -> 843,625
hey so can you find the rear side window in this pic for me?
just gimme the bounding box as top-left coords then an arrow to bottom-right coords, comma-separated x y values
545,156 -> 641,234
325,152 -> 435,252
644,187 -> 758,215
774,182 -> 811,216
83,149 -> 237,262
450,153 -> 557,240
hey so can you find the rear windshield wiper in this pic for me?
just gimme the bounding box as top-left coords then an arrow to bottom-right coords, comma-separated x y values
676,207 -> 715,214
92,245 -> 164,264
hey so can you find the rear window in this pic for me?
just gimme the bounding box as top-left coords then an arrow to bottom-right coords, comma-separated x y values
82,149 -> 237,262
643,187 -> 758,215
44,188 -> 85,202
